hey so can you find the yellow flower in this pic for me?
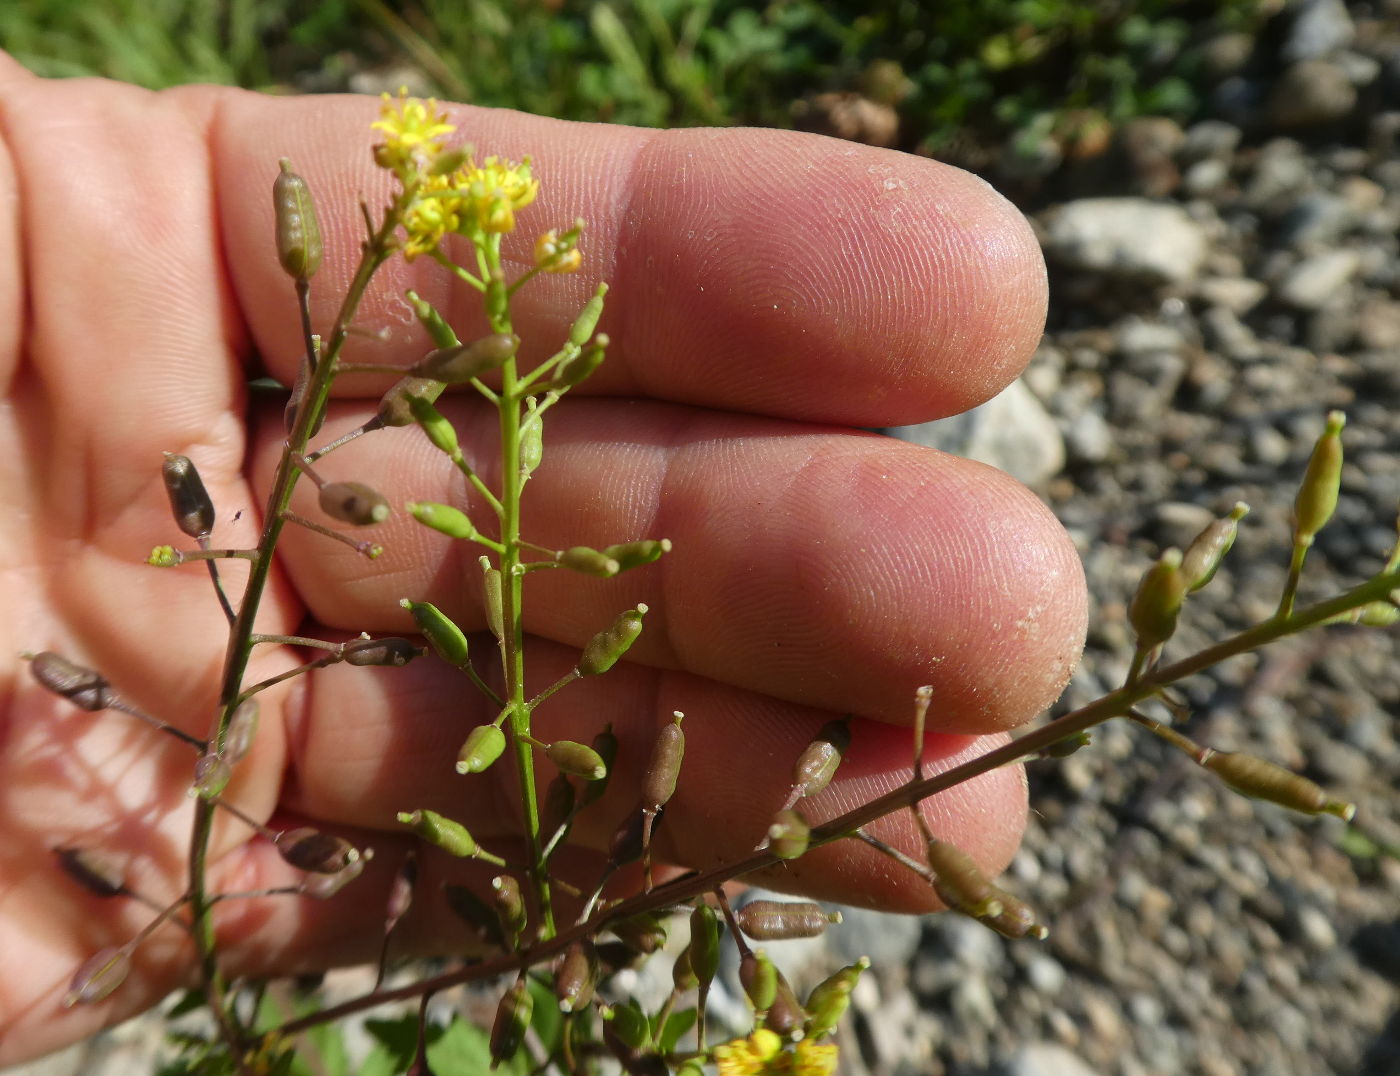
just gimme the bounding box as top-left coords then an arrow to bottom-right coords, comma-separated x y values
792,1040 -> 839,1076
534,228 -> 583,274
399,173 -> 462,260
371,89 -> 455,180
714,1029 -> 787,1075
452,155 -> 539,234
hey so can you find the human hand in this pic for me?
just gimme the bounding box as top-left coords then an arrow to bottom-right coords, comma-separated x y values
0,55 -> 1084,1063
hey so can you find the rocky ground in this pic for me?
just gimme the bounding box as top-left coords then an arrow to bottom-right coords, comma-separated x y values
12,2 -> 1400,1074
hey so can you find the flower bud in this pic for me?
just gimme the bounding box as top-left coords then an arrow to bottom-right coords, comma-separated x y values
793,717 -> 851,798
1127,548 -> 1186,651
161,453 -> 215,539
642,713 -> 685,812
401,599 -> 469,667
1201,750 -> 1355,819
223,698 -> 260,764
803,957 -> 870,1040
398,809 -> 478,857
546,740 -> 608,780
408,501 -> 475,540
376,375 -> 445,428
1294,411 -> 1346,545
457,724 -> 507,774
273,159 -> 323,281
569,284 -> 608,347
276,828 -> 361,874
405,289 -> 461,349
1181,502 -> 1248,592
408,393 -> 459,457
740,950 -> 778,1013
601,539 -> 671,572
319,481 -> 390,526
554,940 -> 599,1013
53,847 -> 128,899
190,751 -> 232,800
560,546 -> 620,577
64,946 -> 131,1007
577,605 -> 648,677
766,809 -> 810,859
689,904 -> 721,986
924,839 -> 1002,919
410,333 -> 518,383
342,637 -> 422,667
489,978 -> 532,1067
736,900 -> 840,942
492,874 -> 527,940
29,651 -> 113,711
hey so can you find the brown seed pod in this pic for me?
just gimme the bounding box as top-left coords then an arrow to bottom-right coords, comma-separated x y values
161,453 -> 215,539
377,375 -> 445,428
29,652 -> 113,711
924,839 -> 1002,918
489,978 -> 532,1065
642,713 -> 685,813
792,717 -> 852,798
299,855 -> 367,899
611,913 -> 667,954
492,874 -> 527,940
53,847 -> 128,899
1201,749 -> 1355,819
553,940 -> 599,1013
319,481 -> 390,526
276,828 -> 361,874
739,950 -> 778,1013
341,637 -> 423,667
64,947 -> 131,1007
736,899 -> 839,941
409,333 -> 518,383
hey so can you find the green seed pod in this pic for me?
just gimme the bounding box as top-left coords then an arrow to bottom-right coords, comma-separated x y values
53,847 -> 128,899
924,839 -> 1003,919
491,874 -> 527,940
674,1062 -> 706,1076
581,724 -> 619,807
601,539 -> 672,572
273,159 -> 323,282
29,652 -> 113,711
376,375 -> 445,428
489,978 -> 532,1067
764,971 -> 805,1037
223,698 -> 260,764
793,717 -> 852,798
740,950 -> 778,1013
554,940 -> 599,1013
569,283 -> 609,347
803,957 -> 870,1040
736,900 -> 839,942
409,333 -> 518,383
409,501 -> 475,541
980,887 -> 1048,940
161,453 -> 215,539
612,913 -> 668,954
540,773 -> 576,843
519,398 -> 543,477
766,809 -> 811,859
604,999 -> 651,1051
671,945 -> 698,992
1357,600 -> 1400,627
689,904 -> 721,987
1127,548 -> 1186,651
642,713 -> 685,812
457,724 -> 507,774
560,546 -> 620,577
553,335 -> 607,389
1294,410 -> 1347,545
1181,502 -> 1249,592
319,481 -> 390,526
405,289 -> 462,349
401,599 -> 469,668
577,604 -> 648,677
546,739 -> 608,780
482,560 -> 504,641
397,809 -> 478,857
342,637 -> 422,667
1201,749 -> 1355,819
276,828 -> 360,874
443,884 -> 504,948
64,946 -> 132,1007
190,751 -> 231,800
408,393 -> 459,457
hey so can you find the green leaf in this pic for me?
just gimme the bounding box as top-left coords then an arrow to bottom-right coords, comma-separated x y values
658,1007 -> 699,1054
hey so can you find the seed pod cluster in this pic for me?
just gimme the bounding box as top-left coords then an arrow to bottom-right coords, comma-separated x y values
161,453 -> 215,539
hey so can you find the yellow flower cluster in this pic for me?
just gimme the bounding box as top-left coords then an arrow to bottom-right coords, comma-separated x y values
713,1031 -> 839,1076
372,90 -> 545,260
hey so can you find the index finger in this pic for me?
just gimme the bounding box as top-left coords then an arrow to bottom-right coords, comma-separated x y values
211,92 -> 1047,427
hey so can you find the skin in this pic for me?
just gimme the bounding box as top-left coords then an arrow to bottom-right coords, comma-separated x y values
0,54 -> 1085,1064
